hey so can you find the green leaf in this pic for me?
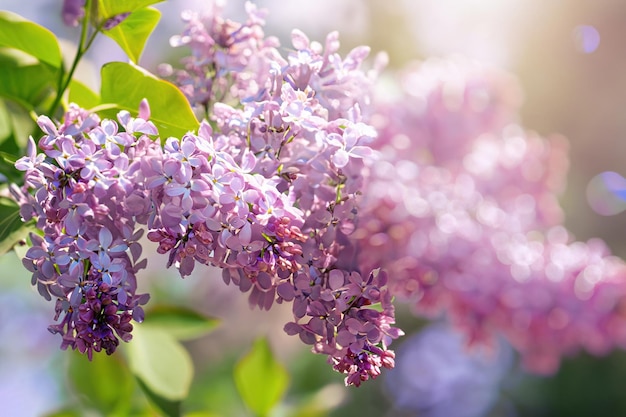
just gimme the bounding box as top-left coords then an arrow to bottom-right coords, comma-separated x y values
103,7 -> 161,63
0,197 -> 34,256
0,99 -> 37,183
98,0 -> 165,19
69,79 -> 101,110
1,99 -> 36,153
126,325 -> 194,402
0,11 -> 62,67
100,62 -> 199,138
142,305 -> 220,341
234,337 -> 290,417
0,151 -> 18,165
68,349 -> 135,415
185,353 -> 248,416
0,149 -> 23,184
0,99 -> 11,143
0,48 -> 57,109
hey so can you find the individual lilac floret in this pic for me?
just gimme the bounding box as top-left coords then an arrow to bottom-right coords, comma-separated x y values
15,103 -> 153,358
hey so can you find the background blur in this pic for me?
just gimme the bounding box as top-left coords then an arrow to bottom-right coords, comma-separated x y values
3,0 -> 626,416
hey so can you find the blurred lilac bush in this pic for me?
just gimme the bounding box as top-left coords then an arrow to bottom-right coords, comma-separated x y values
356,56 -> 626,375
385,323 -> 513,417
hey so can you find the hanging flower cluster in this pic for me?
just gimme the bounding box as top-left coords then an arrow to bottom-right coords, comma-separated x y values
13,2 -> 403,387
12,104 -> 154,360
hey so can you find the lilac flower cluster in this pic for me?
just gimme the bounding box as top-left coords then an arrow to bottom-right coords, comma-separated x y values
13,103 -> 155,359
158,1 -> 282,115
356,56 -> 626,373
160,0 -> 381,124
154,2 -> 402,385
14,4 -> 404,384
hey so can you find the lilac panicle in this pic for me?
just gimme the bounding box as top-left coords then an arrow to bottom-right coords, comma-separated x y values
150,2 -> 402,385
25,0 -> 626,385
16,88 -> 399,384
15,103 -> 153,358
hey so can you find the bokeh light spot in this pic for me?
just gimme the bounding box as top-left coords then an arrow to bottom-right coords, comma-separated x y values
586,171 -> 626,215
573,25 -> 600,54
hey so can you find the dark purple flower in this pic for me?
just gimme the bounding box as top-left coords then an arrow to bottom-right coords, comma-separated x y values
103,12 -> 130,31
49,282 -> 137,359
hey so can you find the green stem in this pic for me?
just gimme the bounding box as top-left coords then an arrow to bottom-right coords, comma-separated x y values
47,0 -> 99,117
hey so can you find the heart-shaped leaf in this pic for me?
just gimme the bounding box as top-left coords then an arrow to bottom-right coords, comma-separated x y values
126,325 -> 194,402
68,349 -> 135,415
0,197 -> 35,256
0,49 -> 57,110
103,7 -> 161,63
0,11 -> 62,68
97,0 -> 164,19
69,79 -> 101,110
100,62 -> 199,138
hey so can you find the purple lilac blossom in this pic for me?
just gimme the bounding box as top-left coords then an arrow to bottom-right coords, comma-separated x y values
18,0 -> 626,389
16,49 -> 401,384
14,103 -> 154,359
356,56 -> 626,374
154,2 -> 402,385
62,0 -> 84,27
159,1 -> 283,114
103,12 -> 131,31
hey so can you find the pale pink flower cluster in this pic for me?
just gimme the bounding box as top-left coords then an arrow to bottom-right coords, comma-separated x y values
356,56 -> 626,373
